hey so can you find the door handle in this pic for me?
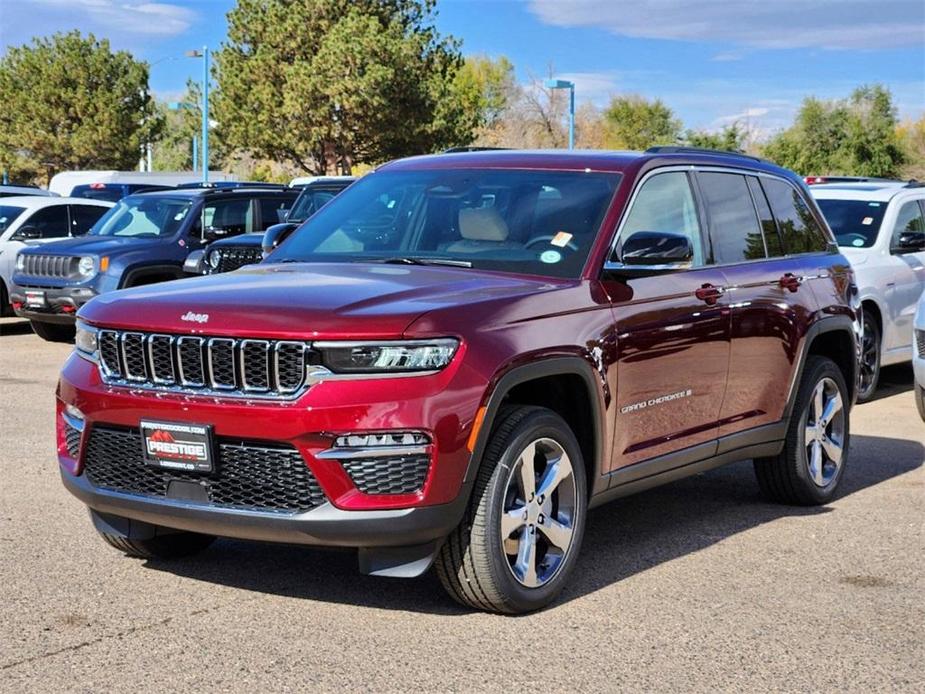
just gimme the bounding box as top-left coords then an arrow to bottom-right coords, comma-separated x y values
695,283 -> 725,306
779,273 -> 802,293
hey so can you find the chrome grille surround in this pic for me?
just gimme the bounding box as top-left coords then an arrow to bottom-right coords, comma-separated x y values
96,328 -> 311,399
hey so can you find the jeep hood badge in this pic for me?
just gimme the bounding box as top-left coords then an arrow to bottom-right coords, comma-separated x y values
180,311 -> 209,324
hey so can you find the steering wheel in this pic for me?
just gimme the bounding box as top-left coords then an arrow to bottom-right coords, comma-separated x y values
525,235 -> 579,252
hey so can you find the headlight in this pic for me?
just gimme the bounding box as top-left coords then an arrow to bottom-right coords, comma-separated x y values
74,320 -> 98,359
15,253 -> 25,271
77,256 -> 96,278
315,339 -> 459,374
208,250 -> 221,269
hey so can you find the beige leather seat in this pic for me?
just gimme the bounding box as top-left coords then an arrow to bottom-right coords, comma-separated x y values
444,207 -> 522,253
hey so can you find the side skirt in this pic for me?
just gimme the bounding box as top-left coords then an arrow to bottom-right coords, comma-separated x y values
589,421 -> 786,510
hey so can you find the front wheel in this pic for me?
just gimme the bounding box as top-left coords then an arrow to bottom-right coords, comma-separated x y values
436,406 -> 587,614
30,320 -> 76,342
915,383 -> 925,422
754,355 -> 850,505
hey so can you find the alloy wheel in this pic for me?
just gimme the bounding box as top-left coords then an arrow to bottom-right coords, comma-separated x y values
804,377 -> 846,487
500,437 -> 577,588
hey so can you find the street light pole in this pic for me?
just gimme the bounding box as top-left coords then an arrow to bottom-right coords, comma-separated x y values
544,79 -> 576,150
186,47 -> 210,183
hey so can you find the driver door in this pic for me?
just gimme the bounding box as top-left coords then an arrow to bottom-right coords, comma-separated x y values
601,170 -> 731,472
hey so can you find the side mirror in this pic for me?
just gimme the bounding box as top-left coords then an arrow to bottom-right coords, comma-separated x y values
604,231 -> 694,278
183,249 -> 206,275
892,231 -> 925,254
261,222 -> 298,258
11,226 -> 41,242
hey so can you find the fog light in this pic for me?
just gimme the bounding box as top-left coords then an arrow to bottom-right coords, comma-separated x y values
334,432 -> 430,448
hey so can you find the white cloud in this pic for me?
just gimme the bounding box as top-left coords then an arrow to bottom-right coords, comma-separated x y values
710,51 -> 743,62
529,0 -> 925,50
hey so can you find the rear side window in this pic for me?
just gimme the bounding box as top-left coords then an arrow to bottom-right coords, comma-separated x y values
762,178 -> 829,254
698,172 -> 765,263
619,171 -> 705,266
747,177 -> 784,257
202,198 -> 253,236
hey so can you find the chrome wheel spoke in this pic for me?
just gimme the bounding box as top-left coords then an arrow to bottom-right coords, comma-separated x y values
821,435 -> 843,464
538,516 -> 573,551
501,507 -> 526,539
536,453 -> 572,500
820,391 -> 843,428
808,439 -> 825,486
513,529 -> 538,587
517,442 -> 537,500
813,383 -> 825,424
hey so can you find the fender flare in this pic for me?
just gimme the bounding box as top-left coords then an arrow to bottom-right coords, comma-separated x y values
463,356 -> 607,492
120,263 -> 185,289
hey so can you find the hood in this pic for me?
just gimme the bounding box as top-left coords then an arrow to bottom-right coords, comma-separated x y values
20,235 -> 169,256
80,262 -> 568,339
211,232 -> 263,248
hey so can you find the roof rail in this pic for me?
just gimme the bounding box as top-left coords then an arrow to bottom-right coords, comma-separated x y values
645,146 -> 764,163
905,180 -> 923,188
443,146 -> 512,153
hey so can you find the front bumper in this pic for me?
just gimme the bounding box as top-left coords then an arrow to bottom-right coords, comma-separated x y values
11,284 -> 97,323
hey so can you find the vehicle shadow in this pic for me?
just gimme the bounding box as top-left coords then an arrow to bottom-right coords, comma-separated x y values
0,318 -> 33,336
867,363 -> 915,402
143,434 -> 923,615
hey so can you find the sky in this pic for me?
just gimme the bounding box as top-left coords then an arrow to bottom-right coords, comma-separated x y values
1,0 -> 923,139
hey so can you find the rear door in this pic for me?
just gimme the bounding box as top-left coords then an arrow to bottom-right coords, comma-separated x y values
602,169 -> 731,471
699,171 -> 816,438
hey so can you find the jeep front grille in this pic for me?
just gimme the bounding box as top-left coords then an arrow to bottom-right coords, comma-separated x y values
212,246 -> 263,273
84,425 -> 327,514
97,329 -> 310,398
20,254 -> 78,279
916,329 -> 925,359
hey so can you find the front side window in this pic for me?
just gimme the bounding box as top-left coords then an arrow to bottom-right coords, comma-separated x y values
891,201 -> 925,253
258,196 -> 297,227
89,196 -> 193,237
273,168 -> 621,279
70,205 -> 109,235
288,188 -> 345,223
762,178 -> 829,254
698,172 -> 765,263
23,205 -> 70,238
617,171 -> 705,266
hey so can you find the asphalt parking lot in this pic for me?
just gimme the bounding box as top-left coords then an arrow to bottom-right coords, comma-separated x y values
1,316 -> 923,692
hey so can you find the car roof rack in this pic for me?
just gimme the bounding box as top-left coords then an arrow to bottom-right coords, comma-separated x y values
644,146 -> 765,163
443,146 -> 512,153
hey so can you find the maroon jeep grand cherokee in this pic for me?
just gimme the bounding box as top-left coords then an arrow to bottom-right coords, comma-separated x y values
59,148 -> 859,613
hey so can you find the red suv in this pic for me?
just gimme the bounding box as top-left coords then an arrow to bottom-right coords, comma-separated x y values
58,149 -> 859,613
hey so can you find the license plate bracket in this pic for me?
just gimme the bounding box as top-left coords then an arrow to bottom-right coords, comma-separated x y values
141,420 -> 214,473
25,290 -> 46,308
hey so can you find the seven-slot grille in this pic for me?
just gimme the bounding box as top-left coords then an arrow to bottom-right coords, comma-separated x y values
83,425 -> 327,513
97,329 -> 309,397
20,254 -> 77,278
212,246 -> 263,273
916,329 -> 925,358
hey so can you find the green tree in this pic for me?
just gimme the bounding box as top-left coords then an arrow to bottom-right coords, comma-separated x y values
214,0 -> 470,175
451,54 -> 516,137
603,95 -> 682,150
682,123 -> 746,151
0,31 -> 161,182
763,85 -> 904,177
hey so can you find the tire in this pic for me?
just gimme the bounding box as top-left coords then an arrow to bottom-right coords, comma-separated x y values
0,280 -> 11,317
857,311 -> 881,402
754,355 -> 850,505
436,406 -> 588,614
97,529 -> 215,559
30,320 -> 76,342
915,383 -> 925,422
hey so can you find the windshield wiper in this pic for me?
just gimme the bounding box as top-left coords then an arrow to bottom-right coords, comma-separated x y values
373,257 -> 472,268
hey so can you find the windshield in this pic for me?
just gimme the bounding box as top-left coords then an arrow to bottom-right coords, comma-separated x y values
89,195 -> 193,237
815,198 -> 887,248
272,169 -> 621,278
0,205 -> 26,234
288,186 -> 348,223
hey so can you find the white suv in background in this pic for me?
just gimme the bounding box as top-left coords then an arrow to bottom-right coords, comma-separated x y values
0,196 -> 113,316
811,181 -> 925,401
914,291 -> 925,420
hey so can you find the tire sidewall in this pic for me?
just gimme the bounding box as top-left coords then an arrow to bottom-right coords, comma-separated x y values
481,410 -> 587,613
790,358 -> 851,504
858,312 -> 880,402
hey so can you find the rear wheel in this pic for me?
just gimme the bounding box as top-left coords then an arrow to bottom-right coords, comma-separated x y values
30,320 -> 75,342
436,406 -> 587,614
754,356 -> 850,505
97,529 -> 215,559
857,311 -> 880,402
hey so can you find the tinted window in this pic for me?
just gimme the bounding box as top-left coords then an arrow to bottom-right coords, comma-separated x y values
814,198 -> 887,248
698,172 -> 765,263
201,198 -> 253,237
89,196 -> 193,237
891,201 -> 925,252
0,205 -> 26,234
747,177 -> 784,257
762,178 -> 829,254
24,205 -> 70,238
274,168 -> 620,279
289,187 -> 349,222
618,171 -> 705,266
258,196 -> 297,228
70,205 -> 109,235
